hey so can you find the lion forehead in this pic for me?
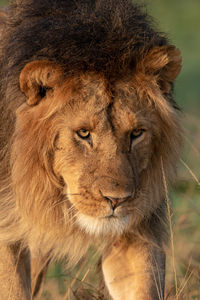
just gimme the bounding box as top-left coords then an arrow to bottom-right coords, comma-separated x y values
62,74 -> 145,126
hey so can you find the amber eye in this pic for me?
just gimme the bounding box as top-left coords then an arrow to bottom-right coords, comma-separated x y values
77,129 -> 90,139
131,129 -> 145,140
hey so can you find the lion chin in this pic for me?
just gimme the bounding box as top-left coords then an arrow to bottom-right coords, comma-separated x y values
76,213 -> 130,236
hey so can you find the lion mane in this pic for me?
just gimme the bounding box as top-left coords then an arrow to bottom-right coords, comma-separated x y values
0,0 -> 182,298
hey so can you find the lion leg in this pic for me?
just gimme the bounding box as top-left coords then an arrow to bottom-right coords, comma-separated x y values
0,243 -> 31,300
102,239 -> 165,300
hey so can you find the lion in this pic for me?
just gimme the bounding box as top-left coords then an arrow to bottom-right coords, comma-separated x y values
0,0 -> 182,299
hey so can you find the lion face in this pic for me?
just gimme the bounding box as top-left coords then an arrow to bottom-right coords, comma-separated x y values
14,46 -> 181,238
51,74 -> 157,236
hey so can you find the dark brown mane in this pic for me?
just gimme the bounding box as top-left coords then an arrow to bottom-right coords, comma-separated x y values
0,0 -> 170,155
1,0 -> 167,78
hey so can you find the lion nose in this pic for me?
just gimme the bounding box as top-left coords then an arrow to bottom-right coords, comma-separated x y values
103,195 -> 131,210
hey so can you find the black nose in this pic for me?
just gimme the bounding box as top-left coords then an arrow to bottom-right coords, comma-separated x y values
104,195 -> 131,210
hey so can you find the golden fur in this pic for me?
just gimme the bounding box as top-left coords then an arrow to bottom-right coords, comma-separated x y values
0,1 -> 182,299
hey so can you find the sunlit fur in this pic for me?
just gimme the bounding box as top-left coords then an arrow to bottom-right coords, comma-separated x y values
77,213 -> 130,236
0,0 -> 182,298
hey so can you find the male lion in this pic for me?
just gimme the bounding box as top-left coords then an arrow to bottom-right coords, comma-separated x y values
0,0 -> 182,299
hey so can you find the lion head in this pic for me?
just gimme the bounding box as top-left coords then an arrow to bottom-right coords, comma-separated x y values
0,0 -> 182,259
11,44 -> 181,241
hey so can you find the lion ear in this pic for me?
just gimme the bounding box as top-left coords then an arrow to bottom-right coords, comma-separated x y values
142,45 -> 182,93
20,60 -> 63,105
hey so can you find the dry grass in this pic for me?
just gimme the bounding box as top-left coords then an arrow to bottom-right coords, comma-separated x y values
41,113 -> 200,300
165,113 -> 200,300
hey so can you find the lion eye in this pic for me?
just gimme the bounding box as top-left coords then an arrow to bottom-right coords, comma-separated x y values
131,129 -> 145,140
77,129 -> 90,139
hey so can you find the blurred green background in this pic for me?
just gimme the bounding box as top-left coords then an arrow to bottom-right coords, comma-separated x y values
0,0 -> 7,5
0,1 -> 199,299
148,0 -> 200,115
